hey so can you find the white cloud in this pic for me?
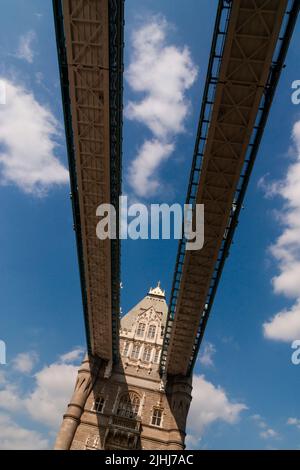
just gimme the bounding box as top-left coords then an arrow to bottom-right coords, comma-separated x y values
126,17 -> 196,139
12,352 -> 38,374
260,428 -> 279,439
0,414 -> 48,450
0,78 -> 69,195
250,414 -> 280,440
25,348 -> 83,429
0,348 -> 83,448
251,413 -> 265,425
126,16 -> 197,197
186,375 -> 246,448
0,371 -> 6,385
262,121 -> 300,341
59,348 -> 84,364
263,299 -> 300,341
129,139 -> 174,197
287,417 -> 300,429
16,31 -> 36,64
0,383 -> 23,412
198,342 -> 216,367
25,362 -> 78,429
185,434 -> 202,449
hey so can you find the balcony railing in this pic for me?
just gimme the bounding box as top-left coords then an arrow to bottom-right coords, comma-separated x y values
110,415 -> 141,432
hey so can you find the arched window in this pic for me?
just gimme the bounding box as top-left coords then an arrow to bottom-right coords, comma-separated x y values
147,324 -> 156,339
136,323 -> 145,337
142,346 -> 152,362
123,341 -> 129,357
154,349 -> 160,363
117,392 -> 140,419
131,344 -> 140,360
92,396 -> 105,413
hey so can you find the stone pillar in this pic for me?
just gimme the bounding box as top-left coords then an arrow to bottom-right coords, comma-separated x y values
54,355 -> 100,450
166,375 -> 193,449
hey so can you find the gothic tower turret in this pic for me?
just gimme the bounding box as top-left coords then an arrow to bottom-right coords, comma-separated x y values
55,284 -> 192,450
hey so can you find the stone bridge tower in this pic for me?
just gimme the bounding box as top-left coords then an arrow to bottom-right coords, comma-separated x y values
55,284 -> 192,450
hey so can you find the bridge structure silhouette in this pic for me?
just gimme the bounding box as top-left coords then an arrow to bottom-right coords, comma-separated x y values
52,0 -> 299,450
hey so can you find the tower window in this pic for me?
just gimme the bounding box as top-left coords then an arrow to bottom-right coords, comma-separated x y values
154,349 -> 160,363
136,323 -> 146,337
123,341 -> 129,356
131,344 -> 140,360
117,392 -> 140,419
151,408 -> 163,427
148,324 -> 156,339
92,396 -> 105,413
142,346 -> 152,362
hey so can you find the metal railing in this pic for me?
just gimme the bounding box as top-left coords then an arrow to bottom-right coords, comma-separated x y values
110,415 -> 141,432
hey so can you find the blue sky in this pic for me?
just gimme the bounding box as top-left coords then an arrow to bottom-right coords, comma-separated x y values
0,0 -> 300,450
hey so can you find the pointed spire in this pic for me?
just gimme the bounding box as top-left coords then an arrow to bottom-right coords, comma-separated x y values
148,281 -> 165,297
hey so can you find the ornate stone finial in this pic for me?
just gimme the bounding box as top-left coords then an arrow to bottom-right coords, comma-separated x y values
159,378 -> 166,392
149,282 -> 165,297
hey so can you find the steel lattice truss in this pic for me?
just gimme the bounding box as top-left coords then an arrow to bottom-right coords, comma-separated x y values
161,0 -> 299,377
53,0 -> 124,362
